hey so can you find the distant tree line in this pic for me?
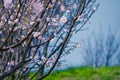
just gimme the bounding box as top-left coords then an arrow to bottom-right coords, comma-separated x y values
82,28 -> 120,68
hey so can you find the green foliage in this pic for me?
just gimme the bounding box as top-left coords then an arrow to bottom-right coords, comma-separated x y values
43,66 -> 120,80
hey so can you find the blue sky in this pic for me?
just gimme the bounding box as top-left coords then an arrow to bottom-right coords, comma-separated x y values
64,0 -> 120,67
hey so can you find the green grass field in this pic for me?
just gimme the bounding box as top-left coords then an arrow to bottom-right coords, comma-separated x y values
44,66 -> 120,80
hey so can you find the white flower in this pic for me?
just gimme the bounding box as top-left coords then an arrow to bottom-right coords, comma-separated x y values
4,0 -> 12,9
30,21 -> 34,25
14,19 -> 19,23
60,16 -> 67,23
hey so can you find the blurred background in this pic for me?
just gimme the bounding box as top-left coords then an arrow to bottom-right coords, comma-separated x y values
63,0 -> 120,67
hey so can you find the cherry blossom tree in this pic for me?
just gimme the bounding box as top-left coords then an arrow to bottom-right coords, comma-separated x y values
0,0 -> 98,79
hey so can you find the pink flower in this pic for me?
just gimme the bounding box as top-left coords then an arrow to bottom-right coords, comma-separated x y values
4,0 -> 12,9
76,44 -> 81,48
10,61 -> 15,66
50,38 -> 54,42
52,0 -> 56,3
30,15 -> 36,21
33,32 -> 41,37
47,17 -> 50,21
38,35 -> 43,40
31,1 -> 44,15
52,18 -> 57,22
93,7 -> 97,11
41,56 -> 47,64
0,21 -> 3,28
8,61 -> 15,66
60,16 -> 67,23
60,5 -> 65,11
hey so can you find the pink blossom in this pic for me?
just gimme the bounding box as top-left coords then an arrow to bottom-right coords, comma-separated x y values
4,0 -> 12,9
53,22 -> 59,26
52,18 -> 57,22
9,48 -> 14,53
8,61 -> 15,66
64,29 -> 69,32
31,1 -> 44,15
47,17 -> 50,21
33,32 -> 41,37
50,30 -> 56,32
41,56 -> 47,64
93,7 -> 97,11
38,35 -> 43,40
52,0 -> 56,3
10,61 -> 15,66
60,16 -> 67,23
76,44 -> 81,48
60,5 -> 65,11
8,20 -> 12,24
0,21 -> 3,28
30,15 -> 36,21
14,19 -> 19,23
50,38 -> 54,42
